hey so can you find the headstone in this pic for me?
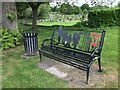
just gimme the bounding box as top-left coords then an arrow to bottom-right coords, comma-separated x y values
50,14 -> 53,21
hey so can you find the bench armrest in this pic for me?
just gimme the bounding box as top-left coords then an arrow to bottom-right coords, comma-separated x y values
42,38 -> 52,47
91,47 -> 102,57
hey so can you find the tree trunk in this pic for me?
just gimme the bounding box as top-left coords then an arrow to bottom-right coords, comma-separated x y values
32,8 -> 37,29
28,2 -> 44,29
0,2 -> 2,26
2,2 -> 18,30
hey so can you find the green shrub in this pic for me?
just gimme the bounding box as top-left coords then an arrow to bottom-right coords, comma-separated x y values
1,27 -> 23,50
6,11 -> 17,22
88,8 -> 120,28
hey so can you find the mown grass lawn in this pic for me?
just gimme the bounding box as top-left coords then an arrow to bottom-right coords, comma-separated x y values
28,21 -> 79,26
2,47 -> 68,88
1,23 -> 118,88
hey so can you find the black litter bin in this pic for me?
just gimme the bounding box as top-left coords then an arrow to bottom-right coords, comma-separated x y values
22,31 -> 38,56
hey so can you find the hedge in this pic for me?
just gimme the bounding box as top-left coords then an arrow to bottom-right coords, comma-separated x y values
88,8 -> 120,28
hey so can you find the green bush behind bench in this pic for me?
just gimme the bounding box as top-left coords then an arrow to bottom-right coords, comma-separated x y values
88,8 -> 120,28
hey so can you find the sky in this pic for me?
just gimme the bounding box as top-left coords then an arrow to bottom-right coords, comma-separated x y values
50,0 -> 120,7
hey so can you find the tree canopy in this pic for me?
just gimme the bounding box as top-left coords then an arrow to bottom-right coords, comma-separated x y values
59,3 -> 80,14
81,3 -> 90,11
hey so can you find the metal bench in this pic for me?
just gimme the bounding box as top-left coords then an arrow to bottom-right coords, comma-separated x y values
39,26 -> 106,84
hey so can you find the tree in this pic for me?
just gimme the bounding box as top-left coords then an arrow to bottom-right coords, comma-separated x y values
38,3 -> 51,19
16,2 -> 30,19
0,2 -> 2,26
16,2 -> 47,29
60,3 -> 72,14
81,3 -> 90,11
82,9 -> 88,21
23,8 -> 32,18
118,2 -> 120,7
91,5 -> 109,11
28,2 -> 45,29
2,2 -> 18,30
73,5 -> 80,14
51,6 -> 57,12
90,0 -> 115,7
16,2 -> 29,13
59,3 -> 80,14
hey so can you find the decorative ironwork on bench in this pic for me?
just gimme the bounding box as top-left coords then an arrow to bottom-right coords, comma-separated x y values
53,27 -> 102,53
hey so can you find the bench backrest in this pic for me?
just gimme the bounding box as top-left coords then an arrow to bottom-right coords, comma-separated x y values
51,26 -> 106,54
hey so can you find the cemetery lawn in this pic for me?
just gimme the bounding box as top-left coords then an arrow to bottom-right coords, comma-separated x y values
27,21 -> 79,26
36,21 -> 79,26
1,23 -> 118,88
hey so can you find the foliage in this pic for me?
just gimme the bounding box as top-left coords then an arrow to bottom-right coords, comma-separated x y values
82,9 -> 88,20
81,3 -> 90,11
23,8 -> 32,18
51,6 -> 57,12
90,0 -> 115,7
28,2 -> 47,29
16,2 -> 30,19
80,4 -> 90,21
16,2 -> 29,12
73,5 -> 81,14
38,3 -> 51,19
88,8 -> 120,28
91,5 -> 109,11
60,3 -> 71,14
1,27 -> 23,50
59,3 -> 81,14
118,2 -> 120,7
17,7 -> 32,19
6,11 -> 16,22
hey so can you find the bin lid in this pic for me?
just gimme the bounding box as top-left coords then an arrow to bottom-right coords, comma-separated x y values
22,31 -> 38,37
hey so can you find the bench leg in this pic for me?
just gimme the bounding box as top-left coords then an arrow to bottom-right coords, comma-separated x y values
86,68 -> 89,84
98,58 -> 102,72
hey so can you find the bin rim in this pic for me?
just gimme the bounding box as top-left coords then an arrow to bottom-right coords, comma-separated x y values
21,31 -> 38,35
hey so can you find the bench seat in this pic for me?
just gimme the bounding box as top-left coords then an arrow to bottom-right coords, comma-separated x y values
40,45 -> 96,71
